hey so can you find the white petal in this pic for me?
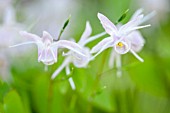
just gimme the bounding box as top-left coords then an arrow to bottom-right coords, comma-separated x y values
83,32 -> 107,46
119,15 -> 144,35
51,57 -> 71,79
98,13 -> 118,36
91,37 -> 113,53
66,65 -> 76,90
42,31 -> 53,43
91,38 -> 113,60
78,21 -> 92,45
127,31 -> 145,52
38,47 -> 57,65
116,55 -> 122,77
9,41 -> 38,48
109,49 -> 116,68
130,49 -> 144,62
19,31 -> 42,43
72,47 -> 91,68
131,9 -> 144,20
114,40 -> 131,54
52,40 -> 86,57
128,24 -> 151,32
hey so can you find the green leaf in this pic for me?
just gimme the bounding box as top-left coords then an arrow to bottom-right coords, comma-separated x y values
3,90 -> 24,113
116,9 -> 129,24
57,15 -> 71,40
0,81 -> 10,102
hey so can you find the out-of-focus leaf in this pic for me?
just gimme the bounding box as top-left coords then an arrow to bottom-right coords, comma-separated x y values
31,75 -> 50,113
3,90 -> 24,113
129,55 -> 167,97
0,81 -> 10,102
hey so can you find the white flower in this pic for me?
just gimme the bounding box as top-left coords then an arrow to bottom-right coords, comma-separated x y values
91,10 -> 150,61
91,10 -> 151,77
51,21 -> 106,89
10,31 -> 86,66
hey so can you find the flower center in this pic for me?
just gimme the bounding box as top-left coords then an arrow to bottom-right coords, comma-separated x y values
117,42 -> 124,47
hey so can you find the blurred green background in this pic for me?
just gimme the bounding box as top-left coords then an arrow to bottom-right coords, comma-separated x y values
0,0 -> 170,113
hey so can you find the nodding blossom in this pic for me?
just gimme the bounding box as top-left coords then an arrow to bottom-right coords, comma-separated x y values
51,21 -> 106,90
91,9 -> 151,77
10,31 -> 86,66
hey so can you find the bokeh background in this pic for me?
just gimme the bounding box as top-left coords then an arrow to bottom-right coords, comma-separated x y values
0,0 -> 170,113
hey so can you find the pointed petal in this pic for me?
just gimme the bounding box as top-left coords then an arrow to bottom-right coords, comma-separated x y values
127,31 -> 145,52
131,9 -> 144,20
78,21 -> 92,44
66,65 -> 76,90
119,15 -> 144,35
52,40 -> 86,57
130,49 -> 144,62
116,55 -> 122,77
98,13 -> 118,36
19,31 -> 41,43
91,37 -> 113,53
9,41 -> 37,48
38,47 -> 57,65
84,32 -> 107,46
91,38 -> 113,60
109,49 -> 116,68
51,58 -> 71,79
42,31 -> 53,43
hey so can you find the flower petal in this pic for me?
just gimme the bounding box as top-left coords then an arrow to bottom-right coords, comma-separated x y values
52,40 -> 86,57
91,38 -> 113,60
98,13 -> 118,36
114,40 -> 131,54
38,46 -> 57,65
19,31 -> 42,43
108,49 -> 117,68
130,49 -> 144,62
91,37 -> 113,53
72,47 -> 91,68
131,9 -> 144,20
78,21 -> 92,45
127,31 -> 145,52
65,65 -> 76,90
119,14 -> 144,35
51,57 -> 70,79
42,31 -> 53,43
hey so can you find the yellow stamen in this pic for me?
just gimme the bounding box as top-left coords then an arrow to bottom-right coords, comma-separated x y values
117,42 -> 124,47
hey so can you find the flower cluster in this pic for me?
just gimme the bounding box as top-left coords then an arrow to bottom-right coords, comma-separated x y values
10,9 -> 151,89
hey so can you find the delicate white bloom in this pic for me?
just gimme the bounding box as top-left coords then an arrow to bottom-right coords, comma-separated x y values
91,10 -> 150,61
91,9 -> 151,76
0,4 -> 24,50
51,21 -> 106,89
137,0 -> 170,22
10,31 -> 86,66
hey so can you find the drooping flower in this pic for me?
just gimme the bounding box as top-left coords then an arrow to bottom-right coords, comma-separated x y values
10,31 -> 86,66
91,9 -> 151,76
51,21 -> 106,89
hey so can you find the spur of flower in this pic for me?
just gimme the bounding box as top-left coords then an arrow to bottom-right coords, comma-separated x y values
51,21 -> 106,89
91,9 -> 151,76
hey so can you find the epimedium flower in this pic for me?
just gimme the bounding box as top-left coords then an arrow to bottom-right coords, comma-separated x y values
91,9 -> 151,76
10,31 -> 86,66
51,21 -> 106,90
